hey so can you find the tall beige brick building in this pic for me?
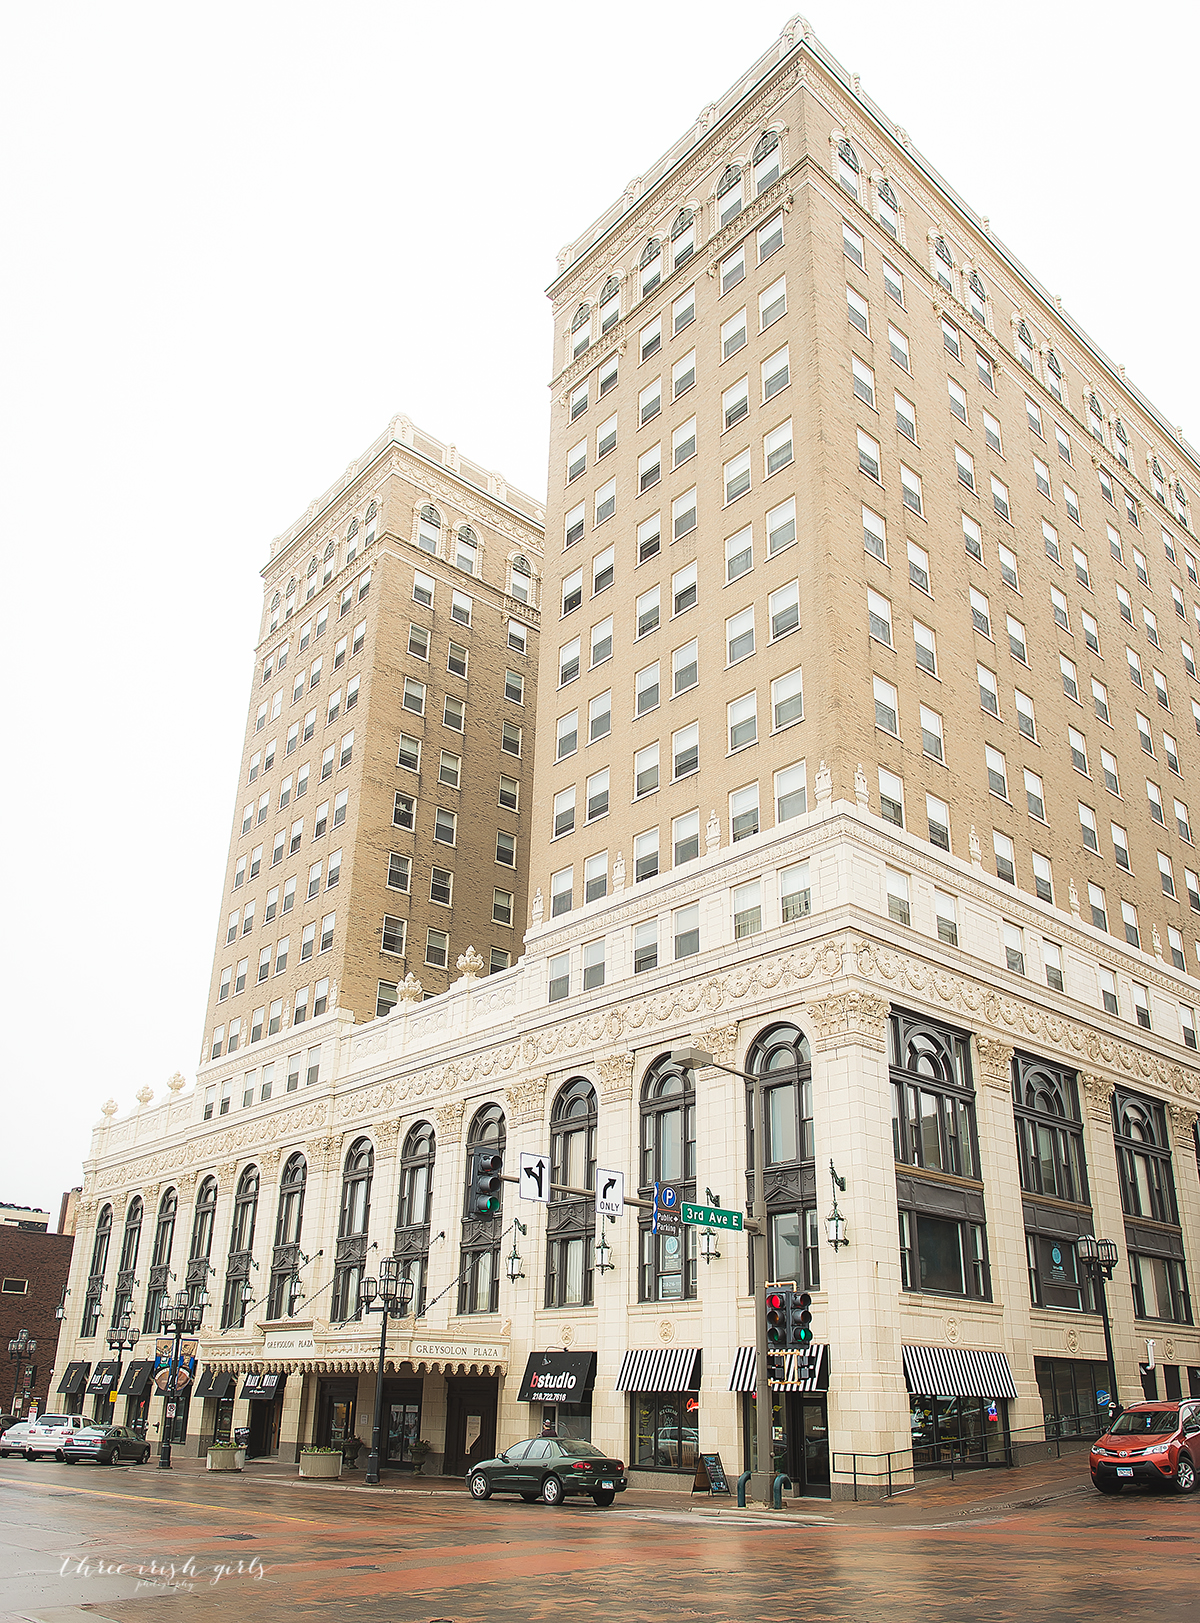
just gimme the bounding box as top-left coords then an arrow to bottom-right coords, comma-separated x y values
54,21 -> 1199,1498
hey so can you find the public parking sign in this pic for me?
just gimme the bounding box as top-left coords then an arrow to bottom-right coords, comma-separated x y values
653,1183 -> 680,1234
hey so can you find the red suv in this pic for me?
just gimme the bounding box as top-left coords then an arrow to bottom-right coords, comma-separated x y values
1090,1401 -> 1200,1494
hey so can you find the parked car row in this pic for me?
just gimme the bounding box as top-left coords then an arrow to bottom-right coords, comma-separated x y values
0,1414 -> 150,1465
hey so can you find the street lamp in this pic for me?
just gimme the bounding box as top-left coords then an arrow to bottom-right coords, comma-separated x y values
699,1228 -> 721,1265
670,1043 -> 777,1508
506,1219 -> 527,1284
104,1316 -> 138,1424
7,1329 -> 37,1417
361,1258 -> 415,1486
826,1162 -> 849,1251
595,1230 -> 615,1274
157,1289 -> 206,1469
1077,1235 -> 1121,1422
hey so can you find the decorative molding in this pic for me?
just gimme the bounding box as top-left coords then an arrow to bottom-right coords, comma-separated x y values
696,1025 -> 740,1067
806,991 -> 889,1052
1168,1102 -> 1199,1143
505,1075 -> 549,1125
975,1038 -> 1015,1092
436,1100 -> 466,1141
373,1117 -> 404,1161
597,1052 -> 635,1101
1080,1073 -> 1116,1121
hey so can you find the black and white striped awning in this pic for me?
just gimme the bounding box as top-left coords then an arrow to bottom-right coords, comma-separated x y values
728,1346 -> 828,1393
615,1347 -> 701,1392
902,1344 -> 1017,1400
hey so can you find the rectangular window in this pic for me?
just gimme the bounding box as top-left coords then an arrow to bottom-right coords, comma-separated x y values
733,878 -> 762,940
941,318 -> 961,360
728,692 -> 757,751
674,903 -> 700,959
594,479 -> 616,526
730,783 -> 760,842
722,303 -> 748,360
986,744 -> 1008,800
582,938 -> 606,991
1008,615 -> 1028,664
882,260 -> 904,304
634,827 -> 659,882
672,489 -> 697,543
762,344 -> 789,401
1092,679 -> 1110,723
879,766 -> 905,826
927,794 -> 951,852
1112,823 -> 1131,871
780,861 -> 811,923
673,808 -> 699,865
720,245 -> 745,294
672,638 -> 698,695
673,349 -> 696,399
886,868 -> 911,927
635,742 -> 660,797
553,787 -> 576,839
857,429 -> 880,482
888,324 -> 910,370
496,830 -> 516,867
868,588 -> 893,648
847,286 -> 869,336
548,952 -> 570,1003
425,929 -> 448,969
900,465 -> 923,516
673,722 -> 698,780
852,354 -> 876,408
551,867 -> 572,917
559,636 -> 580,685
725,526 -> 753,583
724,449 -> 751,504
776,761 -> 807,823
994,831 -> 1015,884
895,392 -> 917,442
921,706 -> 944,764
874,676 -> 899,736
640,316 -> 661,361
596,412 -> 617,459
764,419 -> 793,476
636,661 -> 660,715
1004,922 -> 1025,975
634,919 -> 658,974
584,852 -> 608,905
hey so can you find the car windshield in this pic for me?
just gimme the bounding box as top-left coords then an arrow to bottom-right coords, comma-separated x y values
1110,1409 -> 1178,1435
36,1416 -> 70,1427
554,1441 -> 606,1458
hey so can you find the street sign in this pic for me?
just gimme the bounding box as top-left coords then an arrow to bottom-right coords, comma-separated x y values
681,1202 -> 744,1231
518,1151 -> 550,1203
653,1183 -> 680,1235
595,1168 -> 624,1218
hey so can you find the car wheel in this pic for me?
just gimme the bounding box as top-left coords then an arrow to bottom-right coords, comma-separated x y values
468,1471 -> 492,1500
65,1457 -> 77,1466
592,1490 -> 616,1507
26,1450 -> 36,1461
520,1492 -> 539,1502
56,1450 -> 66,1462
141,1450 -> 151,1465
541,1474 -> 565,1506
0,1450 -> 8,1459
1175,1456 -> 1196,1493
1093,1478 -> 1122,1494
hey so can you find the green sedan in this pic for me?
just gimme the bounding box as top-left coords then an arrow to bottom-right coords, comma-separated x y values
467,1438 -> 627,1506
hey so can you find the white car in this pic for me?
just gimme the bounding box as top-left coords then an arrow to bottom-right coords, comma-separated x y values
0,1421 -> 35,1457
24,1414 -> 88,1459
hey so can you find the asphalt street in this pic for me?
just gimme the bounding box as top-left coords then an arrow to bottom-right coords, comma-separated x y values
1,1454 -> 1196,1623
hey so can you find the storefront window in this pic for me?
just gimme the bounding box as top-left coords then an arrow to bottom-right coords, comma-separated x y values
632,1391 -> 699,1472
909,1394 -> 1007,1466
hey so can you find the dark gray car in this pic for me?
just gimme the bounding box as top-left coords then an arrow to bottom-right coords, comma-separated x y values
63,1425 -> 151,1466
467,1437 -> 627,1506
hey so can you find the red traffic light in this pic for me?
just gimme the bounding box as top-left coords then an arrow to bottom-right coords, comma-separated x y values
765,1290 -> 788,1346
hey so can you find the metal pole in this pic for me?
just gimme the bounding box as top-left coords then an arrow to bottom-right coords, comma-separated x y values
749,1066 -> 772,1508
158,1322 -> 181,1469
1095,1267 -> 1120,1417
364,1302 -> 389,1485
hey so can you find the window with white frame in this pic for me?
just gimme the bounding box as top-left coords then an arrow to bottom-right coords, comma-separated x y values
776,761 -> 807,823
772,666 -> 803,730
879,767 -> 905,826
874,676 -> 899,735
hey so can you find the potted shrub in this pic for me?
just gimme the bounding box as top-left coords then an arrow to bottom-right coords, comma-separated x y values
410,1438 -> 433,1476
298,1446 -> 342,1479
206,1441 -> 245,1472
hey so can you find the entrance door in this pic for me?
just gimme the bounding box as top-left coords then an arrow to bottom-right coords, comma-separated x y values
247,1400 -> 275,1458
383,1380 -> 423,1466
786,1395 -> 830,1497
445,1378 -> 497,1477
317,1379 -> 358,1450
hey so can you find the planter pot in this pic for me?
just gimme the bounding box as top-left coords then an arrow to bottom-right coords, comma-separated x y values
206,1448 -> 246,1472
299,1451 -> 342,1479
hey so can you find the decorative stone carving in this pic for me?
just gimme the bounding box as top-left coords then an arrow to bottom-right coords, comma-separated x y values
456,947 -> 485,982
854,762 -> 869,810
944,1316 -> 960,1343
598,1053 -> 635,1100
167,1073 -> 186,1094
1164,1337 -> 1177,1361
612,853 -> 626,894
976,1038 -> 1015,1092
102,1099 -> 118,1118
815,760 -> 832,808
705,812 -> 721,854
135,1086 -> 153,1107
1068,879 -> 1080,919
217,1161 -> 238,1183
560,1323 -> 575,1346
398,973 -> 423,1004
806,991 -> 889,1052
696,1025 -> 739,1067
436,1101 -> 466,1141
374,1118 -> 404,1161
1152,925 -> 1164,961
259,1146 -> 282,1173
658,1318 -> 675,1344
305,1137 -> 339,1174
1065,1327 -> 1080,1353
969,826 -> 982,868
1168,1102 -> 1199,1142
506,1076 -> 549,1125
1080,1073 -> 1116,1120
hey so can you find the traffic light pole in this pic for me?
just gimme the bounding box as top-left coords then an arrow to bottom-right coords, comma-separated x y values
749,1064 -> 773,1508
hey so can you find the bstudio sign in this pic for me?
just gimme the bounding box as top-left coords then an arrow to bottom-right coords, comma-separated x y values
516,1351 -> 597,1403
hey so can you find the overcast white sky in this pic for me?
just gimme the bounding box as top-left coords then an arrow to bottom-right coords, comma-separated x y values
2,0 -> 1196,1212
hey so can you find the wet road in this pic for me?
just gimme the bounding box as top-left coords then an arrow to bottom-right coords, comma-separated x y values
1,1457 -> 1196,1623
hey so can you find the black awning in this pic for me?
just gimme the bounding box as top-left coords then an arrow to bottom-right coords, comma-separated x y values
119,1360 -> 155,1396
85,1361 -> 120,1396
195,1369 -> 236,1401
517,1351 -> 597,1403
56,1361 -> 90,1395
240,1371 -> 288,1401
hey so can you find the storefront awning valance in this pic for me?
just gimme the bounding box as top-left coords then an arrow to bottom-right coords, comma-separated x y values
902,1344 -> 1017,1400
56,1362 -> 90,1395
239,1371 -> 288,1401
195,1369 -> 236,1400
728,1346 -> 829,1393
85,1361 -> 120,1396
517,1351 -> 597,1403
615,1347 -> 701,1393
119,1360 -> 155,1397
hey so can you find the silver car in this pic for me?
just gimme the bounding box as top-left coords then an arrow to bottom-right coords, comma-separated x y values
0,1421 -> 35,1458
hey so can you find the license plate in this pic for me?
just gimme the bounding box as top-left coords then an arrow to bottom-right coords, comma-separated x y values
601,1480 -> 614,1489
1116,1467 -> 1134,1477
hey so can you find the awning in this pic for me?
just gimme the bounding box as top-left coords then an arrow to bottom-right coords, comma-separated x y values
239,1371 -> 288,1401
517,1351 -> 597,1403
615,1347 -> 701,1393
56,1362 -> 90,1395
85,1361 -> 120,1396
728,1346 -> 829,1393
195,1369 -> 236,1401
119,1360 -> 155,1397
902,1344 -> 1018,1400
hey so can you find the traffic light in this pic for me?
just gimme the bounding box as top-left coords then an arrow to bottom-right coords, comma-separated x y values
792,1291 -> 813,1350
472,1151 -> 503,1217
764,1289 -> 790,1348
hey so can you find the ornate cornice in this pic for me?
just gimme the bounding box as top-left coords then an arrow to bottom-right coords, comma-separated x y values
597,1052 -> 635,1101
806,991 -> 889,1052
696,1025 -> 740,1067
505,1075 -> 549,1125
975,1038 -> 1015,1093
435,1100 -> 466,1141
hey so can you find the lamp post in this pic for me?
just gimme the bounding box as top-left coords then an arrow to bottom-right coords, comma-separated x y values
8,1329 -> 36,1416
157,1289 -> 206,1469
104,1316 -> 138,1424
670,1043 -> 777,1507
1077,1235 -> 1121,1422
361,1259 -> 414,1486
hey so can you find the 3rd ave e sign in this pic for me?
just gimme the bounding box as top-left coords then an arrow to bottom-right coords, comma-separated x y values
681,1203 -> 744,1231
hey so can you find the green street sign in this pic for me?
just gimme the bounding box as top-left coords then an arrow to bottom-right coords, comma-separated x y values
681,1203 -> 744,1231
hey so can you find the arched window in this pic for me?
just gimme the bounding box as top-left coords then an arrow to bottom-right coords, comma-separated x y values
936,236 -> 954,267
113,1196 -> 143,1323
599,274 -> 620,303
639,237 -> 662,297
1112,1090 -> 1186,1320
347,517 -> 358,539
230,1166 -> 259,1253
669,209 -> 695,269
1047,351 -> 1062,377
546,1079 -> 597,1310
395,1122 -> 435,1315
879,179 -> 897,208
752,130 -> 780,193
1012,1054 -> 1088,1207
143,1189 -> 176,1334
571,303 -> 592,357
969,270 -> 985,296
459,1105 -> 505,1314
571,302 -> 591,333
82,1204 -> 113,1336
365,500 -> 377,522
270,591 -> 280,610
639,1056 -> 696,1302
1090,392 -> 1103,419
306,555 -> 318,578
599,276 -> 621,330
836,140 -> 859,197
221,1166 -> 260,1329
417,504 -> 441,556
324,538 -> 336,561
190,1178 -> 217,1260
456,525 -> 478,574
716,165 -> 743,227
331,1138 -> 374,1321
877,178 -> 899,237
509,552 -> 534,605
746,1026 -> 817,1288
267,1154 -> 307,1319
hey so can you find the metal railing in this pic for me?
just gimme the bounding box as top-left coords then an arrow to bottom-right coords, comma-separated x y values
832,1415 -> 1103,1500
